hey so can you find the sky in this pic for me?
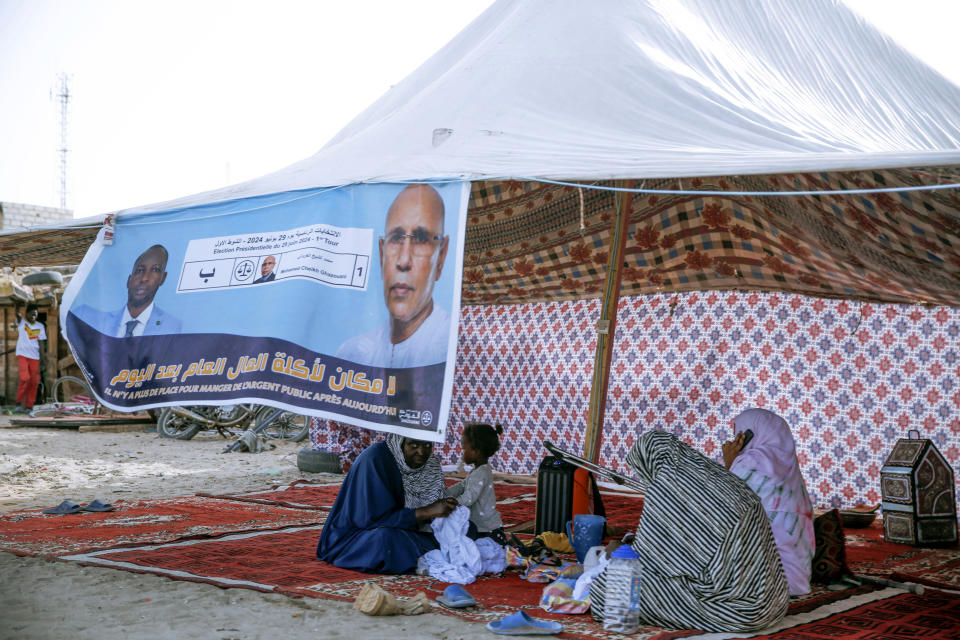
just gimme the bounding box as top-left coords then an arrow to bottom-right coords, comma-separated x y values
0,0 -> 958,222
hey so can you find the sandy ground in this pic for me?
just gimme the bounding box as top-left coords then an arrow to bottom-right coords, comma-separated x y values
0,417 -> 496,640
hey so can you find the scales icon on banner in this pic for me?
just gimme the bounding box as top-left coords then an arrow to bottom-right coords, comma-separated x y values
234,260 -> 255,282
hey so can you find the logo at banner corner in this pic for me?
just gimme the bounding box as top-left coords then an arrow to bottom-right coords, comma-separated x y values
398,408 -> 434,427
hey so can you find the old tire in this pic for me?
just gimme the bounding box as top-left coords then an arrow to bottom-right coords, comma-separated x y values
297,448 -> 342,474
157,407 -> 203,440
22,271 -> 64,286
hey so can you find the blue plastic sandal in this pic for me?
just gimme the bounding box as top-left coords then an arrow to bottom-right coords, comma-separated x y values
82,499 -> 116,512
486,610 -> 563,635
42,500 -> 82,515
436,584 -> 477,609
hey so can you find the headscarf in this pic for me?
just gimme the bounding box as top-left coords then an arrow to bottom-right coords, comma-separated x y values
592,430 -> 789,632
385,434 -> 446,509
729,408 -> 815,596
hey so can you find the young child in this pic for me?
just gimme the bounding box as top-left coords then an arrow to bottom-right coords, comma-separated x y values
446,422 -> 507,545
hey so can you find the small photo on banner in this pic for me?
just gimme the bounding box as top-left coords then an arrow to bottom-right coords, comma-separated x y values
60,181 -> 470,443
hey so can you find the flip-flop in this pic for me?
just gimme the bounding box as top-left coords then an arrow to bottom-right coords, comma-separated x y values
435,584 -> 476,609
82,499 -> 116,512
486,610 -> 563,635
42,500 -> 82,515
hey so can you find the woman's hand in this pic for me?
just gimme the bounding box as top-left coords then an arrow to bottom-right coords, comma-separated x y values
722,432 -> 747,469
415,497 -> 458,523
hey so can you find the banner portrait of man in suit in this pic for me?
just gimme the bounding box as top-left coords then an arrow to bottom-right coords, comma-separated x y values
72,244 -> 182,337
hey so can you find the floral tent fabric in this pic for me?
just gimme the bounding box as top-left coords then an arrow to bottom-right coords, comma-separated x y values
438,291 -> 960,510
313,289 -> 960,510
462,167 -> 960,307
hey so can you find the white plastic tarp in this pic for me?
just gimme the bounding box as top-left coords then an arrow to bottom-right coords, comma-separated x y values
117,0 -> 960,217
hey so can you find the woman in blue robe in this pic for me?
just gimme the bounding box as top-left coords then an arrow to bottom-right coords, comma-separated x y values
316,434 -> 457,574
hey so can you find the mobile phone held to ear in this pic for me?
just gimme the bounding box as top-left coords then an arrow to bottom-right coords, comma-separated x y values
740,429 -> 754,448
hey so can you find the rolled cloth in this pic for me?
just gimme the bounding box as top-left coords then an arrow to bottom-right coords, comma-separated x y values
730,408 -> 815,596
590,430 -> 789,632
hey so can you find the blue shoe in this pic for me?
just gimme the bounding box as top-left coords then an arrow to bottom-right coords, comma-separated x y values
436,584 -> 476,609
486,610 -> 563,635
82,499 -> 116,512
42,500 -> 82,515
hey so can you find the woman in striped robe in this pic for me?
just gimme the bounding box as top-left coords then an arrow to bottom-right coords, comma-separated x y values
590,430 -> 789,632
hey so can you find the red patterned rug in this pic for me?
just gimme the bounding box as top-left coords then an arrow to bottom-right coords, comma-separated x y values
845,522 -> 960,591
60,522 -> 951,640
719,589 -> 960,640
18,480 -> 958,640
62,525 -> 691,640
197,480 -> 343,510
191,481 -> 960,591
0,496 -> 324,557
198,478 -> 537,511
201,479 -> 644,531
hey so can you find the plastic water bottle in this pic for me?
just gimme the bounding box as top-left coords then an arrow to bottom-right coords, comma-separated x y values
602,544 -> 642,633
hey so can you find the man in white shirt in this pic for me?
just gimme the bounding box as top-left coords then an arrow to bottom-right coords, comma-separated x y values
337,184 -> 451,368
14,303 -> 46,413
73,244 -> 182,337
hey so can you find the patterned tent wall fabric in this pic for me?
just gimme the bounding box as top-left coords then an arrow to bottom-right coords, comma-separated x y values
463,167 -> 960,307
444,291 -> 960,511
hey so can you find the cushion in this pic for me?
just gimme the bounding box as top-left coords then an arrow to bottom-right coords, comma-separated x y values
812,508 -> 851,584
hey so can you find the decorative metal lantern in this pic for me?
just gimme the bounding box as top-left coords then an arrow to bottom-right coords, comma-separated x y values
880,430 -> 958,546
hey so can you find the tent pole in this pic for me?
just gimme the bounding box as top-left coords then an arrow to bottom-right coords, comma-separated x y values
582,180 -> 634,463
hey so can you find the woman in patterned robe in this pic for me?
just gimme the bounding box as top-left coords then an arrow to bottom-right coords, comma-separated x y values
590,430 -> 789,632
316,434 -> 457,573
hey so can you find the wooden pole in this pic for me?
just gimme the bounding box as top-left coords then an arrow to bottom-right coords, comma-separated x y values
582,181 -> 634,463
45,300 -> 59,402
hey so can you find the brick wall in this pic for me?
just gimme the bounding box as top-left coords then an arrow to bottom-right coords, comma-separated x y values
0,201 -> 73,230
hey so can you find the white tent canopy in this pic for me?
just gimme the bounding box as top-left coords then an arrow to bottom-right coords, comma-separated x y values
122,0 -> 960,217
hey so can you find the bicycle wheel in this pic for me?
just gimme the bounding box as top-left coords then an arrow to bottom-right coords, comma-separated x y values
157,407 -> 204,440
256,406 -> 309,442
51,375 -> 96,407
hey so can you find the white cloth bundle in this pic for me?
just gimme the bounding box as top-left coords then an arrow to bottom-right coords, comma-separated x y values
417,506 -> 506,584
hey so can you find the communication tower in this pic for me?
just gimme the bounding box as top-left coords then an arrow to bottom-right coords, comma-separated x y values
55,73 -> 70,210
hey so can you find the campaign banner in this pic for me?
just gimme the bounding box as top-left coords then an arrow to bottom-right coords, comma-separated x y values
61,182 -> 469,442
